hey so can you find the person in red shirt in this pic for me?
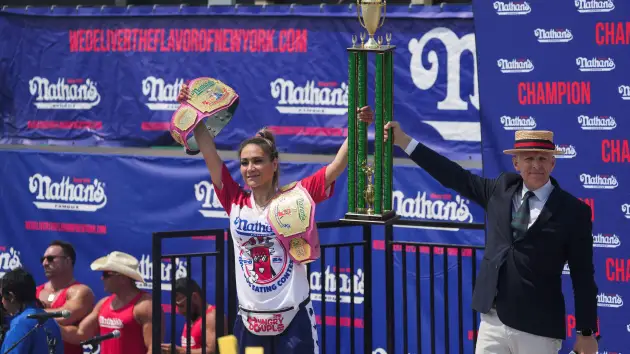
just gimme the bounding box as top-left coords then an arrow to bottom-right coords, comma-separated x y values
161,278 -> 228,354
36,240 -> 95,354
59,251 -> 165,354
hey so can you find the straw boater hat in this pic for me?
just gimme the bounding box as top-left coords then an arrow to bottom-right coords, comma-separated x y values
90,251 -> 145,283
503,130 -> 564,155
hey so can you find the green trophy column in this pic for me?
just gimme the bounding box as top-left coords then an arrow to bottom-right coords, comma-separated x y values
374,53 -> 384,215
357,51 -> 368,212
347,51 -> 357,213
384,49 -> 394,212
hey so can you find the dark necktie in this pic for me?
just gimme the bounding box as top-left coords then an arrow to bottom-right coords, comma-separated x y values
511,191 -> 535,238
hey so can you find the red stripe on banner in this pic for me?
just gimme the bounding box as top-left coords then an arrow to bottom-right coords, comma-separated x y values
315,315 -> 364,328
372,240 -> 474,257
189,231 -> 230,241
267,126 -> 348,137
141,122 -> 170,131
513,141 -> 555,149
27,121 -> 102,130
24,221 -> 107,234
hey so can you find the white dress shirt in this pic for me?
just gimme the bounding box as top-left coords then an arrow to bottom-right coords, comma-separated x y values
512,179 -> 554,229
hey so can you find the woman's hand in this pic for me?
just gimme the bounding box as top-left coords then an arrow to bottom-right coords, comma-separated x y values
177,83 -> 191,103
357,106 -> 374,125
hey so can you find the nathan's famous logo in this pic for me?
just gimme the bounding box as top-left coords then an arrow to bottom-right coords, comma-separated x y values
578,115 -> 617,130
593,233 -> 621,248
575,0 -> 615,13
142,76 -> 184,111
28,77 -> 101,110
554,144 -> 577,159
392,191 -> 473,223
270,78 -> 348,115
497,59 -> 534,73
310,266 -> 365,304
194,181 -> 228,218
239,236 -> 291,293
0,247 -> 22,278
493,1 -> 531,15
500,116 -> 536,130
233,217 -> 275,238
98,316 -> 124,329
619,85 -> 630,100
28,174 -> 107,212
622,204 -> 630,219
408,28 -> 478,112
576,57 -> 615,72
534,28 -> 573,43
579,173 -> 618,189
137,254 -> 187,291
597,293 -> 623,308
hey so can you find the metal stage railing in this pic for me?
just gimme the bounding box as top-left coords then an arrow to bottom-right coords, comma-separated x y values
385,219 -> 486,354
151,218 -> 485,354
151,228 -> 227,354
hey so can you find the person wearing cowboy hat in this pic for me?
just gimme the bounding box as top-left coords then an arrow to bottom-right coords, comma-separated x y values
58,251 -> 165,354
383,121 -> 598,354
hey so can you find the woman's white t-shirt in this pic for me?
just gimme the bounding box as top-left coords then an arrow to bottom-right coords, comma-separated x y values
212,163 -> 335,334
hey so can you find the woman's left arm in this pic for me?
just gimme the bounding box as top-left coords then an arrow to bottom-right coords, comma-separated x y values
325,106 -> 374,188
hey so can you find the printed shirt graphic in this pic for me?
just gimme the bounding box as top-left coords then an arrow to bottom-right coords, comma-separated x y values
213,163 -> 334,311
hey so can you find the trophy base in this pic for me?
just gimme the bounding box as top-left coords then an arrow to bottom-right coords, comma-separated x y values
347,45 -> 396,53
341,210 -> 399,225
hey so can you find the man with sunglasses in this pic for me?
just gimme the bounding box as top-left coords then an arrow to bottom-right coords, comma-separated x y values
58,251 -> 164,354
36,240 -> 95,354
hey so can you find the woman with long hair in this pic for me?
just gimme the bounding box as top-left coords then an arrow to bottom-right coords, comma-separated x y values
177,84 -> 374,354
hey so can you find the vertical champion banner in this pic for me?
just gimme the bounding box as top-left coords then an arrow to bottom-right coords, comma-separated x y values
0,5 -> 480,162
0,148 -> 485,353
473,0 -> 629,352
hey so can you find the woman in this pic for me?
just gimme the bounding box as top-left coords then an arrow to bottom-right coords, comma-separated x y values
0,268 -> 64,354
177,84 -> 374,354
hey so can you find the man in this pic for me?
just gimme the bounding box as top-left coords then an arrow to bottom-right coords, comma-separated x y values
161,277 -> 226,354
383,122 -> 598,354
36,240 -> 95,354
0,267 -> 64,354
59,251 -> 164,354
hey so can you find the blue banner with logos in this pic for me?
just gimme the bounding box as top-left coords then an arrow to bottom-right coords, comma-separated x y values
0,148 -> 485,353
0,5 -> 480,162
473,0 -> 629,352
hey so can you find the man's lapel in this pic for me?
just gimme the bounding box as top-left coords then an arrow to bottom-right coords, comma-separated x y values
528,184 -> 561,234
500,180 -> 521,242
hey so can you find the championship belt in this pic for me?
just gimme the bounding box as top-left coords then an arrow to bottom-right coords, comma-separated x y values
170,77 -> 239,155
266,182 -> 320,264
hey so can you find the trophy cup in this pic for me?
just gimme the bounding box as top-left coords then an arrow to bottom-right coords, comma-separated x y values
342,0 -> 397,224
170,77 -> 239,155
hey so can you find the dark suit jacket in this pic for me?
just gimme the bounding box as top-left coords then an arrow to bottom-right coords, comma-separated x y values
408,141 -> 598,340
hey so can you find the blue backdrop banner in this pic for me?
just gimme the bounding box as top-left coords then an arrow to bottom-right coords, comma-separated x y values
0,148 -> 485,353
0,5 -> 480,161
473,0 -> 629,353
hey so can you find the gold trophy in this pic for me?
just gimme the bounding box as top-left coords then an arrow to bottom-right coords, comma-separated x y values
357,0 -> 386,49
343,0 -> 398,224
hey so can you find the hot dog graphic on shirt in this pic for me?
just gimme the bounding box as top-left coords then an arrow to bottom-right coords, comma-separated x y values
242,237 -> 277,284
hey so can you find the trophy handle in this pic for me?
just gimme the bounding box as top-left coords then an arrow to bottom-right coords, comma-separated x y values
356,1 -> 367,31
379,1 -> 387,29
